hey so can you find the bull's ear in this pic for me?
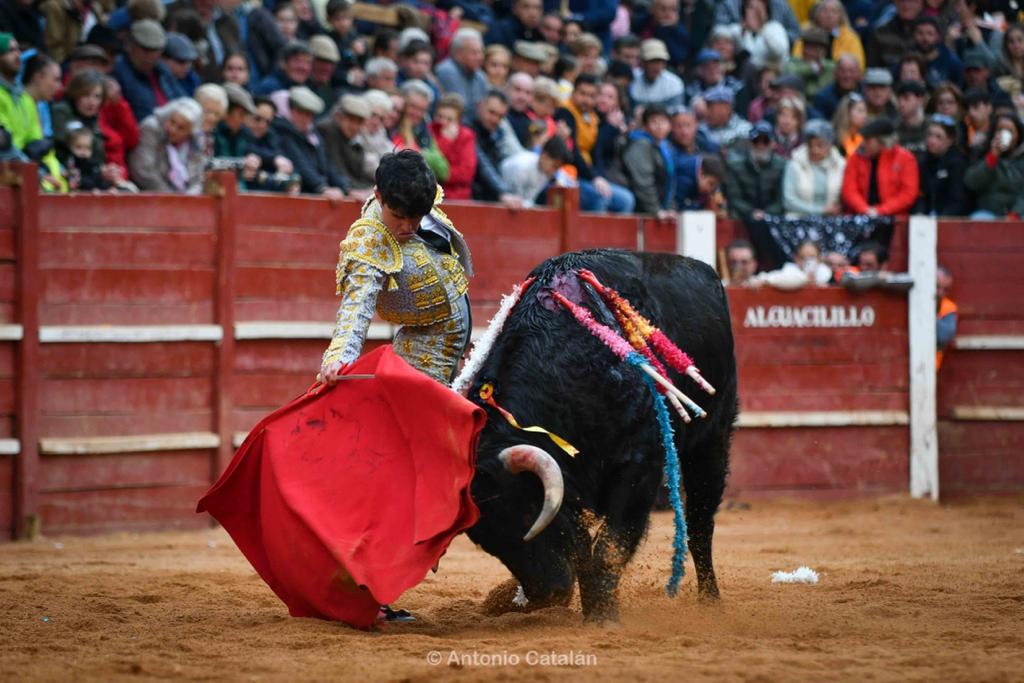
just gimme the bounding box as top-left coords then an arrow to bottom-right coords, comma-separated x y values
498,446 -> 564,541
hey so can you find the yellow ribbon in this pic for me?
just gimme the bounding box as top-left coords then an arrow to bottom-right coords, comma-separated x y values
479,384 -> 579,457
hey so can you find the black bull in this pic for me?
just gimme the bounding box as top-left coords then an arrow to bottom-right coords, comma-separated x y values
465,249 -> 738,621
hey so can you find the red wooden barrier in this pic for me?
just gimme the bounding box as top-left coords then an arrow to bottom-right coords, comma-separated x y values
937,221 -> 1024,495
1,166 -> 1020,537
727,288 -> 910,497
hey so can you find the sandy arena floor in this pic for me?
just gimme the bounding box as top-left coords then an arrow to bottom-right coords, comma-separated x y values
1,496 -> 1022,682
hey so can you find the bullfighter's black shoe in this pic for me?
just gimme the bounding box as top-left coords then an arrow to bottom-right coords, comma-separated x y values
378,604 -> 416,622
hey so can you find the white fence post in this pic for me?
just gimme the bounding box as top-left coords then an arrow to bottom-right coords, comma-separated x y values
677,211 -> 716,266
908,215 -> 938,500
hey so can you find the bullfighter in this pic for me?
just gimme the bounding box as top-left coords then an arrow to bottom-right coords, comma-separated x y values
318,150 -> 474,622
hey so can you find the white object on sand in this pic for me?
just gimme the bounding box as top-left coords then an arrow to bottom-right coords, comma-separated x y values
512,584 -> 529,607
771,566 -> 819,584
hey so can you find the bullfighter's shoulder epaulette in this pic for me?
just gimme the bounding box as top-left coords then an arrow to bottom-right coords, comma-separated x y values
336,214 -> 402,294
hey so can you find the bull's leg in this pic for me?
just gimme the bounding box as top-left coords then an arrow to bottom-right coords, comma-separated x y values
520,561 -> 575,609
576,465 -> 661,622
681,433 -> 729,600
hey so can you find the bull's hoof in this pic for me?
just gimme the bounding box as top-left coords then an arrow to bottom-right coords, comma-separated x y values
482,578 -> 525,615
582,605 -> 620,625
698,581 -> 721,601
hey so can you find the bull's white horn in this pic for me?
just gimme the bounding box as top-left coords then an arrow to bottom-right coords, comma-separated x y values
498,445 -> 565,541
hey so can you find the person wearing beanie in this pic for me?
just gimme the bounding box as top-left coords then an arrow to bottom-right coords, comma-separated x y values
840,117 -> 920,217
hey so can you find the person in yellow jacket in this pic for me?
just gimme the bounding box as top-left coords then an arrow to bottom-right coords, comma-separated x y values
0,33 -> 67,192
791,0 -> 866,71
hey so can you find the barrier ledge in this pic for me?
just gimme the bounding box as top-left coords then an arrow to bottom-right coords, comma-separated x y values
949,406 -> 1024,421
39,325 -> 223,343
737,411 -> 910,428
40,432 -> 221,455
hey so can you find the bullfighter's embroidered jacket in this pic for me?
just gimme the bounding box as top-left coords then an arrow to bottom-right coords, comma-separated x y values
321,187 -> 473,383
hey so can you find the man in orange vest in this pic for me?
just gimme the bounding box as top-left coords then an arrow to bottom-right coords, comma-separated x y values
936,265 -> 957,370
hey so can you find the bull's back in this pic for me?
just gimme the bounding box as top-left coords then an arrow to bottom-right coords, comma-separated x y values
535,249 -> 738,436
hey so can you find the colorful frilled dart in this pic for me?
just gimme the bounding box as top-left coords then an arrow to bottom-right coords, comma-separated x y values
550,290 -> 690,594
576,269 -> 717,396
550,291 -> 705,422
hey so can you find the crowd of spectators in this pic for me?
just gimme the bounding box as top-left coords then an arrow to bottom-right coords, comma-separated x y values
1,0 -> 1023,222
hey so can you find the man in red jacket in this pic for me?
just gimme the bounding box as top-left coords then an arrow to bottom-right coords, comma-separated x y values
841,117 -> 920,217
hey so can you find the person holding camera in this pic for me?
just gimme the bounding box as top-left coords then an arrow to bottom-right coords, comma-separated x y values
964,112 -> 1024,219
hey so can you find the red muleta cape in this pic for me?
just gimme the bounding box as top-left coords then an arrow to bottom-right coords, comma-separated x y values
196,346 -> 484,629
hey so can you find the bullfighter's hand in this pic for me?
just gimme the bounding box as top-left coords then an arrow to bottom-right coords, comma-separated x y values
318,360 -> 352,385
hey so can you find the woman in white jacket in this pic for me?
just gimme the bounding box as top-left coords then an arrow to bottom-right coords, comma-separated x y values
728,0 -> 790,69
782,120 -> 846,216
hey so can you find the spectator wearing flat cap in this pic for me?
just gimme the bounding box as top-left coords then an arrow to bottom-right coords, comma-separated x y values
895,80 -> 929,154
254,40 -> 314,97
686,48 -> 744,108
700,85 -> 752,150
630,39 -> 685,110
39,0 -> 112,64
272,85 -> 349,200
317,93 -> 375,194
841,117 -> 919,217
162,32 -> 200,97
724,120 -> 787,221
862,68 -> 897,120
67,44 -> 112,75
783,119 -> 846,216
784,27 -> 835,100
213,82 -> 257,158
212,83 -> 294,193
512,41 -> 553,79
308,35 -> 342,112
962,47 -> 1009,102
113,20 -> 189,124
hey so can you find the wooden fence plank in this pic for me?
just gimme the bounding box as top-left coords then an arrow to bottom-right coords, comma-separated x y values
39,451 -> 210,493
13,164 -> 41,539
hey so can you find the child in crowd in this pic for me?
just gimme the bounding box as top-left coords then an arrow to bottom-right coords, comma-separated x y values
64,125 -> 107,191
